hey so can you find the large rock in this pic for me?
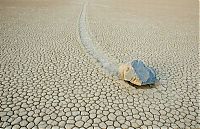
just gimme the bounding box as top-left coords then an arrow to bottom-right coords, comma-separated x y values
119,60 -> 157,85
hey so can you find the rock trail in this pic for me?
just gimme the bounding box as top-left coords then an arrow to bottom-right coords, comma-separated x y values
79,2 -> 118,76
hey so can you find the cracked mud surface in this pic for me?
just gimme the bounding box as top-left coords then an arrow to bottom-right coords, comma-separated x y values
0,0 -> 199,129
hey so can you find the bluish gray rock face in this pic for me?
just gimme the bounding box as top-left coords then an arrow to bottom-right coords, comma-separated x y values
131,60 -> 157,85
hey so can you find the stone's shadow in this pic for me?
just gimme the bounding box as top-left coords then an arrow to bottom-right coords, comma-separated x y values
125,81 -> 159,89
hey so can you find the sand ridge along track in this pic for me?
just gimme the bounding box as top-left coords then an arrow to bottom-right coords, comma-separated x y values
79,2 -> 118,76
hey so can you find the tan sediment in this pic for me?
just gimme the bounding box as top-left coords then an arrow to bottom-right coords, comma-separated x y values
0,0 -> 199,128
0,0 -> 72,7
87,0 -> 198,64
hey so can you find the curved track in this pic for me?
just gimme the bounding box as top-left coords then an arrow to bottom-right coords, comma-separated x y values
79,2 -> 118,76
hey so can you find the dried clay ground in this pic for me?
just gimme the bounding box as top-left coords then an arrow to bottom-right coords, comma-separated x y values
0,0 -> 199,129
